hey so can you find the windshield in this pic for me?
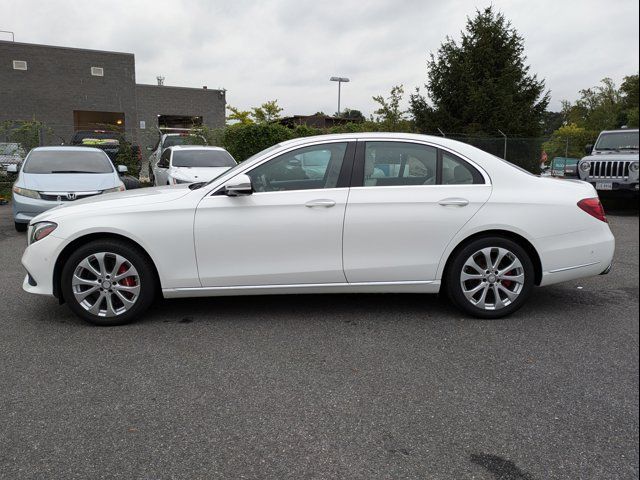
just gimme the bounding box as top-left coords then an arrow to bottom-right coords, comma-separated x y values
203,143 -> 283,186
163,135 -> 206,148
172,150 -> 236,168
23,150 -> 114,174
595,131 -> 639,150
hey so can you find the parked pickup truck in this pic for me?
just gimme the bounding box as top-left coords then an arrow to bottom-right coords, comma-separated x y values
578,128 -> 639,194
70,130 -> 141,164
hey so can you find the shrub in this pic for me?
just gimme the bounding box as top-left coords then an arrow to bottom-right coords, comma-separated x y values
221,123 -> 294,161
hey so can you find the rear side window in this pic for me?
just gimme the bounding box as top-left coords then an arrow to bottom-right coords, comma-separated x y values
442,151 -> 484,185
358,142 -> 484,186
23,150 -> 114,174
363,142 -> 437,186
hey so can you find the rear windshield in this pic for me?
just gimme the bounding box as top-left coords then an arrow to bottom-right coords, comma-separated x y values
23,150 -> 114,174
163,135 -> 206,148
595,131 -> 639,150
172,150 -> 236,168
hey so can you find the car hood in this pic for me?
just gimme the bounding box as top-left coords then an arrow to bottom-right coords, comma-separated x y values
170,166 -> 231,182
32,184 -> 193,223
582,152 -> 639,162
22,172 -> 118,191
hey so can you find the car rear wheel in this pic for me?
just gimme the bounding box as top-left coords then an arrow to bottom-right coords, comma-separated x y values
61,240 -> 156,326
446,237 -> 534,319
15,222 -> 27,232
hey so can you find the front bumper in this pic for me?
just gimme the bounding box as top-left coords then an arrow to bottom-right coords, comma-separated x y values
21,233 -> 66,297
583,180 -> 639,192
12,193 -> 63,224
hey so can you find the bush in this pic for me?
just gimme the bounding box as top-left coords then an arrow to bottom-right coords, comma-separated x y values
221,123 -> 294,161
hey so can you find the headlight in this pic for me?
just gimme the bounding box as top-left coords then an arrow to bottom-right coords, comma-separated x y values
579,162 -> 591,172
630,162 -> 639,173
29,221 -> 57,244
12,185 -> 40,199
103,184 -> 126,193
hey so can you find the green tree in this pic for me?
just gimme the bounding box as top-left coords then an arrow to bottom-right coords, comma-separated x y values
620,74 -> 639,127
410,7 -> 549,136
0,119 -> 53,151
338,108 -> 365,122
252,100 -> 284,123
542,124 -> 598,159
226,105 -> 254,125
372,85 -> 412,131
562,78 -> 622,131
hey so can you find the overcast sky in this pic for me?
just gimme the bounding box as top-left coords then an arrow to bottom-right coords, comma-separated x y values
3,0 -> 639,117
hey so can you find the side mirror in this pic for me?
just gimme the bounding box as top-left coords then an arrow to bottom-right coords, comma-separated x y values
585,144 -> 593,156
224,174 -> 253,196
6,164 -> 18,173
117,165 -> 128,174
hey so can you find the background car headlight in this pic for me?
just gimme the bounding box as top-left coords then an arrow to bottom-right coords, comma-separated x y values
579,162 -> 591,172
630,162 -> 639,173
29,222 -> 57,244
103,184 -> 126,193
12,186 -> 40,199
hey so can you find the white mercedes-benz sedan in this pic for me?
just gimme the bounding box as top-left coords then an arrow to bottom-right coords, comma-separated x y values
20,133 -> 615,326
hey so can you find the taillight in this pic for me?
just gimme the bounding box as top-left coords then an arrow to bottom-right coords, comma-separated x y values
578,198 -> 607,223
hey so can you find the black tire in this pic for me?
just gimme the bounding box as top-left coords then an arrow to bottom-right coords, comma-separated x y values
445,236 -> 535,319
15,221 -> 27,232
60,239 -> 157,326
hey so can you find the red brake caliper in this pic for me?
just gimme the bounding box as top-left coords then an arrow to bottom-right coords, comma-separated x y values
502,270 -> 514,289
117,263 -> 136,287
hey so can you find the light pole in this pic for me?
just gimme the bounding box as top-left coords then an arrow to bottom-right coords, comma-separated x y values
330,77 -> 350,116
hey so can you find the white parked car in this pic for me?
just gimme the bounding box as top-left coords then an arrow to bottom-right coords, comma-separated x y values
152,146 -> 236,186
147,131 -> 207,182
21,133 -> 615,326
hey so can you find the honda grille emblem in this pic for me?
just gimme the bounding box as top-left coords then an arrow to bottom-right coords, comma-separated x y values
66,193 -> 77,200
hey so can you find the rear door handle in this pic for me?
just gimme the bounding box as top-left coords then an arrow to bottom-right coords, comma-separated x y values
305,199 -> 336,208
438,198 -> 469,207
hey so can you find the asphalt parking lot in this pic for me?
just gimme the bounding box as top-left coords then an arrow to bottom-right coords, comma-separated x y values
0,200 -> 638,480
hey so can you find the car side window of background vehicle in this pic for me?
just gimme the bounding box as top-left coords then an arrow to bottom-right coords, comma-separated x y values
247,142 -> 348,192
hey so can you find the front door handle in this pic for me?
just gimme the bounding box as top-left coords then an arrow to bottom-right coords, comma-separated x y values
305,199 -> 336,208
438,198 -> 469,207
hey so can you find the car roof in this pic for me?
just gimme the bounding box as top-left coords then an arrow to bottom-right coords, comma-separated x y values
599,129 -> 639,133
31,146 -> 106,152
166,145 -> 226,152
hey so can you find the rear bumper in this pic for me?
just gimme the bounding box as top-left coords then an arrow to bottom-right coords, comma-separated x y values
538,224 -> 615,287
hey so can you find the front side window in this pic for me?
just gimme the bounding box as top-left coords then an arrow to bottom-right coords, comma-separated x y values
23,150 -> 114,174
248,143 -> 348,192
363,142 -> 437,186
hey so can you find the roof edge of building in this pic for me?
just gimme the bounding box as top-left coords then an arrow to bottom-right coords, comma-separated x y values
0,39 -> 134,57
136,83 -> 225,94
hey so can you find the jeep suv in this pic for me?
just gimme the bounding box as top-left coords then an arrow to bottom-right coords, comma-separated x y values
578,129 -> 639,194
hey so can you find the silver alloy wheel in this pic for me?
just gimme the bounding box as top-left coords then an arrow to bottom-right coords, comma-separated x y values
71,252 -> 141,317
460,247 -> 525,311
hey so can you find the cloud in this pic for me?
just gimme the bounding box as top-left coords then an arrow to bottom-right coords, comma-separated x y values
3,0 -> 639,116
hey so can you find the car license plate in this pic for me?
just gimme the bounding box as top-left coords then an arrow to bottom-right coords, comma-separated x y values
596,182 -> 613,191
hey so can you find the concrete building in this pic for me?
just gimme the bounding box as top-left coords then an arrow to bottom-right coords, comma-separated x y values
0,40 -> 226,148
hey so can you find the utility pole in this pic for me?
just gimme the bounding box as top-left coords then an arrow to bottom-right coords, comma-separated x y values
330,77 -> 350,116
498,130 -> 507,160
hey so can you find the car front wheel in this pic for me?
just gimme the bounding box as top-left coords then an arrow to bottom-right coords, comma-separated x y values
446,237 -> 534,319
61,240 -> 156,326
